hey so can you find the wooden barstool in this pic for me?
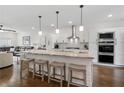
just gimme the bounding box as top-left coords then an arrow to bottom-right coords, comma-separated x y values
67,63 -> 86,87
48,61 -> 66,87
20,58 -> 34,79
33,59 -> 49,81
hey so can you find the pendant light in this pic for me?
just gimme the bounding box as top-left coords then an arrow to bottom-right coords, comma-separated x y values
79,5 -> 84,32
55,11 -> 60,34
38,16 -> 42,36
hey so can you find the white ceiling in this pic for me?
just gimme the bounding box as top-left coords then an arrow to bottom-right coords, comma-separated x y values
0,5 -> 124,32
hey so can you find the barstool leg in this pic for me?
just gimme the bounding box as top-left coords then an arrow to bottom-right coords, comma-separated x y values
48,65 -> 51,83
39,65 -> 41,74
20,61 -> 22,79
60,68 -> 63,87
70,70 -> 72,82
42,65 -> 44,81
28,62 -> 30,73
84,71 -> 86,86
47,62 -> 49,76
64,64 -> 66,81
25,62 -> 29,78
67,69 -> 70,87
53,67 -> 55,78
33,63 -> 35,78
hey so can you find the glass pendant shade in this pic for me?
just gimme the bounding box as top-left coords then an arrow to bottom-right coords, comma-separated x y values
55,29 -> 59,34
38,31 -> 42,36
79,25 -> 84,31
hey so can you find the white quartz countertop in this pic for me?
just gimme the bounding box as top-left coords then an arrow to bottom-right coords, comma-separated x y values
22,50 -> 94,59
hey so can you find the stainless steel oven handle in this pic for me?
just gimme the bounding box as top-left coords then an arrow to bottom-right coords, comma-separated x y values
114,38 -> 117,45
96,39 -> 98,45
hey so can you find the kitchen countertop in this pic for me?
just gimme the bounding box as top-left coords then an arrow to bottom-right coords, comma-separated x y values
22,49 -> 94,59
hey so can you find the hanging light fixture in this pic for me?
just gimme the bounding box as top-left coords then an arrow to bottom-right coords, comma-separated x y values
38,16 -> 42,36
79,5 -> 84,32
55,11 -> 60,34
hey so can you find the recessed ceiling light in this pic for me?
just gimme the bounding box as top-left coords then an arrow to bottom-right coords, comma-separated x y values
51,24 -> 55,27
68,21 -> 72,24
32,27 -> 35,30
108,14 -> 112,18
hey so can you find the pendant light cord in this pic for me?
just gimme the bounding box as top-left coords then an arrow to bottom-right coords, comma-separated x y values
57,13 -> 58,29
39,16 -> 42,31
80,5 -> 83,25
81,7 -> 82,25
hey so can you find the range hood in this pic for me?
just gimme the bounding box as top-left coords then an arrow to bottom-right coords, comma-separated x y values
67,25 -> 80,43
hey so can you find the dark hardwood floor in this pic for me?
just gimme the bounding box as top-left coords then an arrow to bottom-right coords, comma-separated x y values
0,63 -> 124,87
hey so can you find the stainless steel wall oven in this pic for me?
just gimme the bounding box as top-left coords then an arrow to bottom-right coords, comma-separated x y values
98,32 -> 114,64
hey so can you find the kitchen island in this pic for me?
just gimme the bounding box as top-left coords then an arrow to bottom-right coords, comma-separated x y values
21,49 -> 94,87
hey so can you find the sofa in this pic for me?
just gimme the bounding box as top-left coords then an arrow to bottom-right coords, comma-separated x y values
0,52 -> 13,68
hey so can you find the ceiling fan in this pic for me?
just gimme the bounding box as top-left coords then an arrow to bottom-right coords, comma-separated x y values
0,25 -> 16,32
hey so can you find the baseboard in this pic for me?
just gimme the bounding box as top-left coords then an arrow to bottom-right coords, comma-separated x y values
93,62 -> 124,68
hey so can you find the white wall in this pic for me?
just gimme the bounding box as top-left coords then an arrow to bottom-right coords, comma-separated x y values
15,26 -> 89,49
14,25 -> 90,47
89,26 -> 124,66
0,31 -> 17,46
89,27 -> 98,63
16,29 -> 53,49
17,30 -> 31,46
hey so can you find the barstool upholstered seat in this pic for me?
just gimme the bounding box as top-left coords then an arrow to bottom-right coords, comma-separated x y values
50,62 -> 65,68
68,64 -> 86,71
